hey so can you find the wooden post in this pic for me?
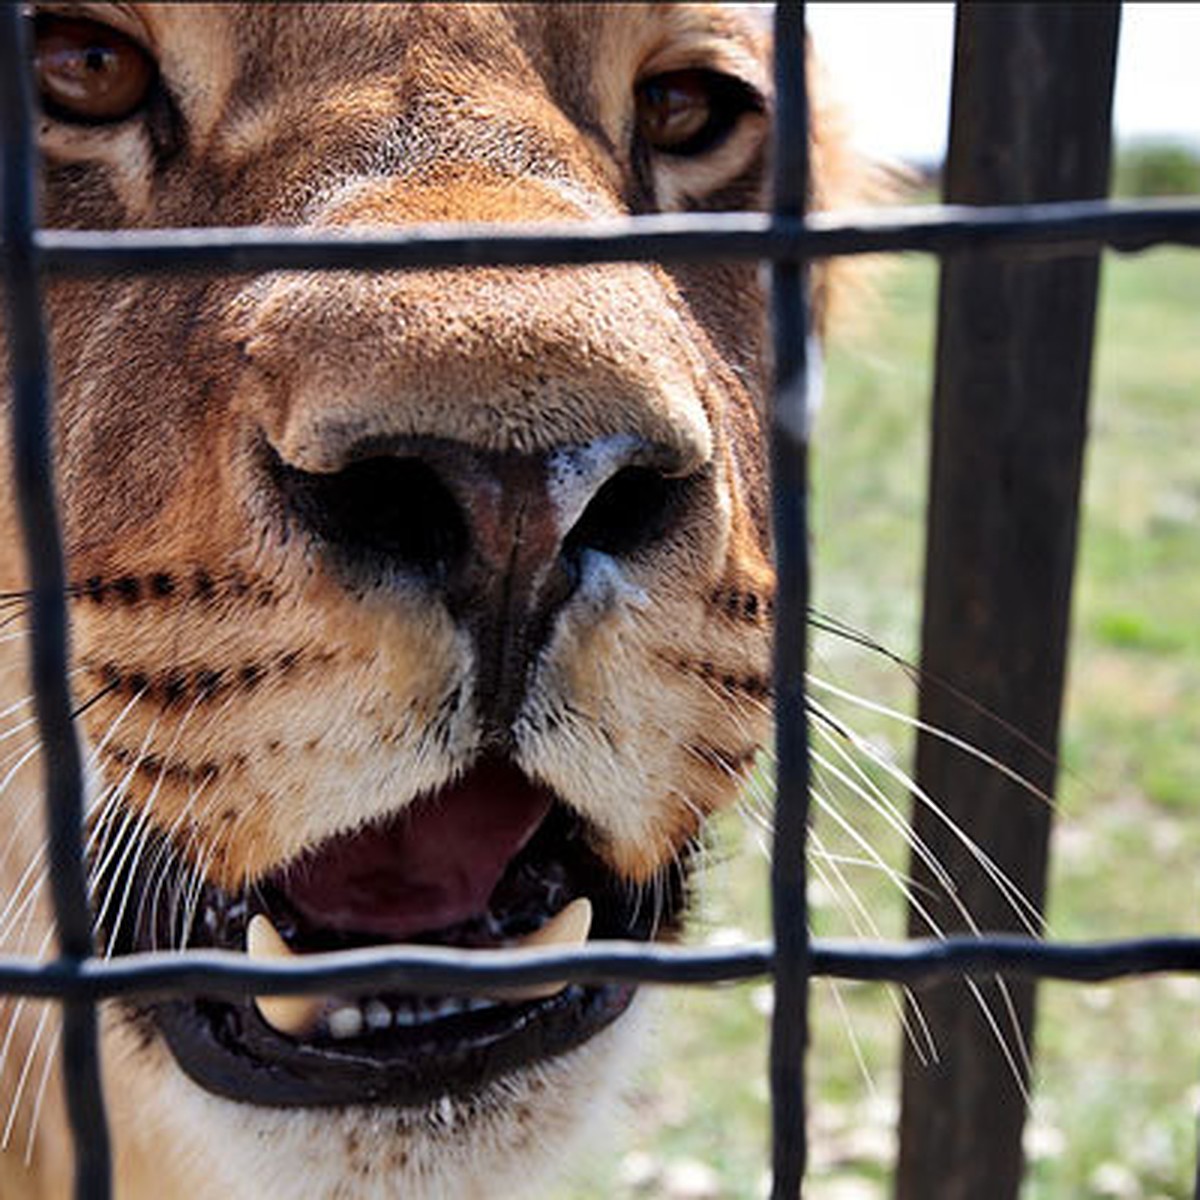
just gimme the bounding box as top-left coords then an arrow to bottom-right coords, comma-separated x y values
896,7 -> 1119,1200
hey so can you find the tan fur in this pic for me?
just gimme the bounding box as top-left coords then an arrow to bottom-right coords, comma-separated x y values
0,5 -> 863,1196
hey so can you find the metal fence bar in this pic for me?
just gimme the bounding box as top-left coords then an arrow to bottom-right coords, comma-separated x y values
13,198 -> 1199,276
0,8 -> 112,1199
0,3 -> 1198,1197
768,3 -> 813,1197
0,933 -> 1193,1000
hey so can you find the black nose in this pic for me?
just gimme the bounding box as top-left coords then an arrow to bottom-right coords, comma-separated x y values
270,435 -> 694,730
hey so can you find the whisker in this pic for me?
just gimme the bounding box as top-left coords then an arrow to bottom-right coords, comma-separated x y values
90,715 -> 165,937
810,607 -> 1061,773
178,840 -> 220,951
100,698 -> 203,957
143,769 -> 227,953
0,611 -> 33,635
808,790 -> 936,1066
22,1023 -> 58,1166
0,741 -> 49,897
0,694 -> 35,724
807,722 -> 963,910
807,675 -> 1054,809
0,930 -> 54,1117
806,697 -> 1045,935
2,1002 -> 51,1151
825,978 -> 879,1095
808,725 -> 1034,1084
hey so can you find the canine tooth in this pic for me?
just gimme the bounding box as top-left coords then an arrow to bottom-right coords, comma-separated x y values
328,1006 -> 364,1040
492,897 -> 593,1002
518,897 -> 593,950
246,914 -> 323,1038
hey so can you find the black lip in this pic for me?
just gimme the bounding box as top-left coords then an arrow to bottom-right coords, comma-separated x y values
98,791 -> 685,1109
146,983 -> 635,1108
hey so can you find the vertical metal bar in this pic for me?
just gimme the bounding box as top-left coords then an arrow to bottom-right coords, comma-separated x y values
897,6 -> 1119,1200
768,2 -> 811,1197
0,8 -> 112,1199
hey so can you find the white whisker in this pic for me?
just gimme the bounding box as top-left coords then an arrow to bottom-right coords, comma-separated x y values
809,714 -> 1034,1084
807,696 -> 1045,935
22,1024 -> 58,1166
807,675 -> 1053,808
825,978 -> 878,1095
101,699 -> 203,958
2,1003 -> 51,1151
809,796 -> 935,1066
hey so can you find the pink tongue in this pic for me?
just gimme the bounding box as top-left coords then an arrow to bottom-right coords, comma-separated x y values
281,760 -> 553,941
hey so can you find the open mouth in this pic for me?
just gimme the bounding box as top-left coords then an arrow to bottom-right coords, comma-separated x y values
96,758 -> 686,1108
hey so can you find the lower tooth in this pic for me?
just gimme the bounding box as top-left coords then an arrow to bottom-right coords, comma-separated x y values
247,898 -> 593,1037
327,1006 -> 364,1040
365,1000 -> 392,1032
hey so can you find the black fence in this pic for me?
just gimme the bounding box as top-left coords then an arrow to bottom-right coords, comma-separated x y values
2,4 -> 1200,1199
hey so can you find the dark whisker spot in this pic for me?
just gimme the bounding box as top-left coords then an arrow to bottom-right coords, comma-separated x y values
113,576 -> 142,604
195,669 -> 224,699
193,570 -> 216,600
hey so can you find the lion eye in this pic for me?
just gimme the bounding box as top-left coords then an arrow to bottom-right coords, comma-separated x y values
635,69 -> 760,158
34,15 -> 156,124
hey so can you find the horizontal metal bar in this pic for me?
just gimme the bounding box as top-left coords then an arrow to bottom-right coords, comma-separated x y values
0,935 -> 1198,1002
7,199 -> 1198,278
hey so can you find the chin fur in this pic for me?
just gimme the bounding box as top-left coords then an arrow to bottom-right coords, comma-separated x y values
98,997 -> 651,1200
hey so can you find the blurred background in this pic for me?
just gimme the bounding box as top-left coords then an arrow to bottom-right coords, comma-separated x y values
559,7 -> 1200,1198
808,3 -> 1200,172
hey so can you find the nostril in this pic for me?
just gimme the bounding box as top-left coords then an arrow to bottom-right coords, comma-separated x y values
273,453 -> 468,582
563,466 -> 688,561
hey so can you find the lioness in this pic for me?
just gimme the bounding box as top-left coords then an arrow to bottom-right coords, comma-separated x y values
1,5 -> 861,1196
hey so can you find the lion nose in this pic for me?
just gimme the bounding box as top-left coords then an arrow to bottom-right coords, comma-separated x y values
270,434 -> 694,729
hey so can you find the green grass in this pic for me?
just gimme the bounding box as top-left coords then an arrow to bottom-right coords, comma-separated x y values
556,246 -> 1200,1200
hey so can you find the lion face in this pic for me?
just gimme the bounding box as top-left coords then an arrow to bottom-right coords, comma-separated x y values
0,5 -> 847,1196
